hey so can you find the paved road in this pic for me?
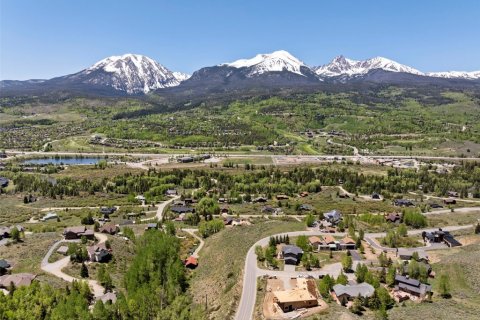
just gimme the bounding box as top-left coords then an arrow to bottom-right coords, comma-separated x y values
6,150 -> 480,162
234,224 -> 475,320
141,195 -> 180,222
41,233 -> 108,299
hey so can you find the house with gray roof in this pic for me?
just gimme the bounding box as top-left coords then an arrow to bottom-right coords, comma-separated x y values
324,210 -> 342,224
394,275 -> 432,299
0,259 -> 10,275
281,245 -> 303,265
333,283 -> 375,305
40,212 -> 58,222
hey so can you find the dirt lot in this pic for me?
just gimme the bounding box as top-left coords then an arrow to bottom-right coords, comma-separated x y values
262,277 -> 329,320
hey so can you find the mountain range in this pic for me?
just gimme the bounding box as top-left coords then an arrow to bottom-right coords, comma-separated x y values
1,50 -> 479,96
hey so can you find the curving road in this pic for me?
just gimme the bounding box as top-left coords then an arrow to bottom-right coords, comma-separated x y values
183,228 -> 204,258
141,195 -> 180,222
234,224 -> 474,320
41,232 -> 108,298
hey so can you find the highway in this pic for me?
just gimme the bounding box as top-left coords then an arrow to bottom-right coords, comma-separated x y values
5,149 -> 480,162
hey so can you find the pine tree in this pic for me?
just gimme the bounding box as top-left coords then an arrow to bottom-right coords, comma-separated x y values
80,263 -> 89,278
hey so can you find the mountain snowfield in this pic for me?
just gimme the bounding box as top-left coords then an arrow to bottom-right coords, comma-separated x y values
1,51 -> 478,96
75,54 -> 190,94
313,55 -> 424,77
222,50 -> 308,76
426,70 -> 480,80
221,51 -> 479,80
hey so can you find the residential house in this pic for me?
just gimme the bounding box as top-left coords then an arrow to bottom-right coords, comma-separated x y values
56,246 -> 69,256
185,256 -> 198,269
447,191 -> 459,198
299,191 -> 309,197
308,236 -> 323,251
171,206 -> 195,214
0,225 -> 24,239
63,226 -> 94,240
253,196 -> 268,203
299,204 -> 313,211
100,207 -> 116,217
177,156 -> 194,163
372,192 -> 381,199
443,198 -> 456,205
174,213 -> 186,222
40,212 -> 58,222
276,194 -> 289,200
332,283 -> 375,305
423,229 -> 461,247
281,245 -> 304,265
393,199 -> 414,207
220,207 -> 229,214
135,195 -> 145,202
273,278 -> 319,312
99,223 -> 119,235
165,189 -> 178,197
223,217 -> 234,226
385,213 -> 401,224
0,177 -> 9,188
397,249 -> 429,262
184,198 -> 196,205
87,243 -> 111,263
145,223 -> 158,230
0,273 -> 36,288
324,210 -> 342,224
261,206 -> 282,215
99,292 -> 117,304
318,235 -> 337,251
394,275 -> 432,299
340,237 -> 356,250
0,259 -> 10,275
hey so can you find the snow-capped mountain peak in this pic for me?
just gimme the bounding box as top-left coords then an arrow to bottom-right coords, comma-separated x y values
222,50 -> 307,76
79,54 -> 181,94
314,55 -> 423,77
172,71 -> 191,82
427,70 -> 480,80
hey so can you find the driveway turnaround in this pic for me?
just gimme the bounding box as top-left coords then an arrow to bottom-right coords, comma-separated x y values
41,233 -> 108,299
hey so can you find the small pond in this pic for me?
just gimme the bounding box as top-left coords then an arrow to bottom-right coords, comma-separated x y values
22,157 -> 104,165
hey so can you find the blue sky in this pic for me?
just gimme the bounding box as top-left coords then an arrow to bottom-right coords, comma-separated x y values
1,0 -> 479,80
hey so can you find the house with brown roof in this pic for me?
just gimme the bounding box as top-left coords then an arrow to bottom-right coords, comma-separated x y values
385,212 -> 401,223
340,237 -> 356,250
273,278 -> 319,312
0,273 -> 36,288
99,223 -> 119,235
443,198 -> 456,205
63,226 -> 94,240
308,236 -> 322,250
87,243 -> 111,263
